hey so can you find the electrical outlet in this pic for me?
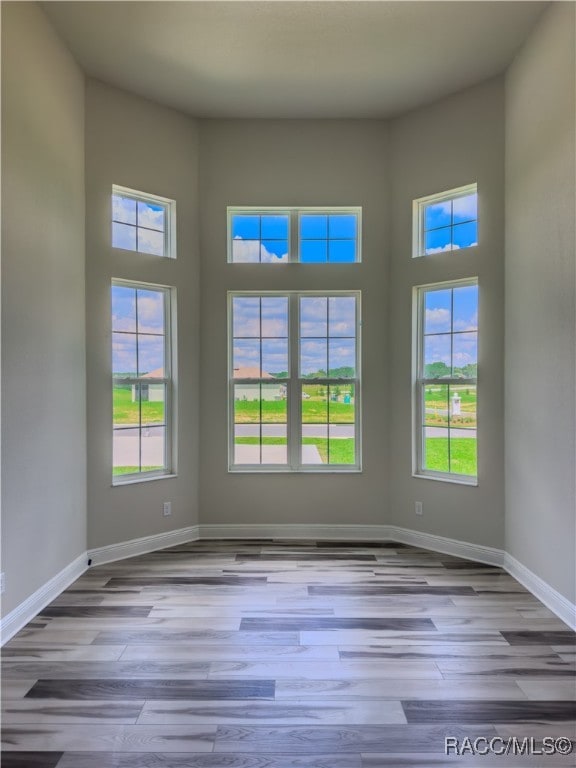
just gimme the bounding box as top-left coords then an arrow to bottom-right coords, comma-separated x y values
0,572 -> 5,594
163,502 -> 172,517
415,501 -> 423,516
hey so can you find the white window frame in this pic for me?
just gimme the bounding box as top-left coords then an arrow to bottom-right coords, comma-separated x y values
412,183 -> 477,258
228,291 -> 361,472
112,279 -> 176,485
227,207 -> 362,263
413,277 -> 478,486
112,185 -> 176,259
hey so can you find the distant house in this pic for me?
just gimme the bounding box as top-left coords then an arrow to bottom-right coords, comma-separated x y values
233,367 -> 286,401
132,368 -> 164,402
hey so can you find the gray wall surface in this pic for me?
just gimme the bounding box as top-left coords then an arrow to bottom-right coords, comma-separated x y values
198,120 -> 390,525
505,3 -> 576,603
85,80 -> 201,548
1,3 -> 87,615
387,78 -> 506,549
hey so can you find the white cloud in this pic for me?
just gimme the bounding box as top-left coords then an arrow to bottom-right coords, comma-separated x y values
138,203 -> 164,231
112,195 -> 136,224
232,237 -> 287,263
425,308 -> 451,333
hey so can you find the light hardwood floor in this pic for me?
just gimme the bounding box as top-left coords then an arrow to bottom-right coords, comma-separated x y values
1,540 -> 575,767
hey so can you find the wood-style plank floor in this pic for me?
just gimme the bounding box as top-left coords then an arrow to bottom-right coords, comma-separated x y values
2,539 -> 575,767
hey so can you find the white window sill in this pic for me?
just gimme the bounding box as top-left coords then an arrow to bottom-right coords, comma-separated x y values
112,473 -> 177,487
412,472 -> 477,487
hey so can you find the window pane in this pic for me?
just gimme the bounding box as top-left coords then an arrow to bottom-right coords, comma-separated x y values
300,339 -> 327,378
424,383 -> 449,428
262,339 -> 288,377
424,289 -> 452,334
113,380 -> 139,475
112,222 -> 136,250
113,333 -> 136,377
425,227 -> 452,255
449,428 -> 477,476
141,384 -> 165,426
137,289 -> 165,333
137,201 -> 165,232
302,384 -> 327,423
424,334 -> 451,379
329,214 -> 356,239
328,240 -> 356,263
261,384 -> 287,423
329,296 -> 356,337
112,286 -> 136,333
453,285 -> 478,332
138,335 -> 164,377
138,228 -> 164,256
452,331 -> 477,376
328,426 -> 355,465
329,338 -> 355,377
233,297 -> 261,338
232,215 -> 260,240
424,427 -> 449,473
329,385 -> 355,425
234,383 -> 260,423
424,200 -> 451,230
233,339 -> 261,377
449,384 -> 477,430
452,221 -> 478,250
141,425 -> 165,471
261,424 -> 288,464
261,214 -> 289,239
232,239 -> 260,263
112,195 -> 136,225
300,214 -> 328,239
300,240 -> 327,263
300,297 -> 327,337
261,297 -> 288,337
452,193 -> 477,224
261,240 -> 288,263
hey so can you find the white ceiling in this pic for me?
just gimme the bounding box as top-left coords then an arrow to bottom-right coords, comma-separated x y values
42,1 -> 548,119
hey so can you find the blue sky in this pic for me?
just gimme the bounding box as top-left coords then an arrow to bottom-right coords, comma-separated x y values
112,194 -> 165,256
424,284 -> 478,371
231,213 -> 357,263
232,295 -> 357,375
424,193 -> 478,254
112,286 -> 165,375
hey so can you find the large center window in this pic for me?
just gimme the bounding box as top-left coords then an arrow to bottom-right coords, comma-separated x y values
229,292 -> 361,471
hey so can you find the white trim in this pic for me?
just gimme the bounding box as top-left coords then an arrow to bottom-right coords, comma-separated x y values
1,553 -> 87,645
504,553 -> 576,632
88,526 -> 200,566
384,525 -> 504,567
198,524 -> 389,541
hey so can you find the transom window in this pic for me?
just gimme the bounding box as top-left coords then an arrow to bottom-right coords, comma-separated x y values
413,184 -> 478,257
229,292 -> 361,471
228,207 -> 361,263
112,185 -> 176,258
414,279 -> 478,483
112,280 -> 174,483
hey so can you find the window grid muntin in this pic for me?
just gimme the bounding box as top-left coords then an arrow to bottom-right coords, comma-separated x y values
229,291 -> 360,472
413,184 -> 478,258
415,279 -> 478,483
112,280 -> 173,482
112,185 -> 175,259
227,207 -> 361,263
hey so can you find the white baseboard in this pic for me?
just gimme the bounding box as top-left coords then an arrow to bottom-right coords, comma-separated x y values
385,525 -> 505,567
1,553 -> 88,645
88,525 -> 200,566
505,553 -> 576,631
198,523 -> 389,541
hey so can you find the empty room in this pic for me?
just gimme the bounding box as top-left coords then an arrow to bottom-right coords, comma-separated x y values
1,1 -> 575,766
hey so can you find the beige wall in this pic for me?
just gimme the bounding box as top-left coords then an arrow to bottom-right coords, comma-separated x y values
387,78 -> 506,548
198,120 -> 390,525
505,3 -> 576,603
1,3 -> 86,615
85,80 -> 200,548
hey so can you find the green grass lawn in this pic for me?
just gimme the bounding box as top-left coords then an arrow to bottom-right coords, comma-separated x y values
234,400 -> 354,424
235,436 -> 355,464
424,437 -> 477,476
113,466 -> 161,476
113,386 -> 164,425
